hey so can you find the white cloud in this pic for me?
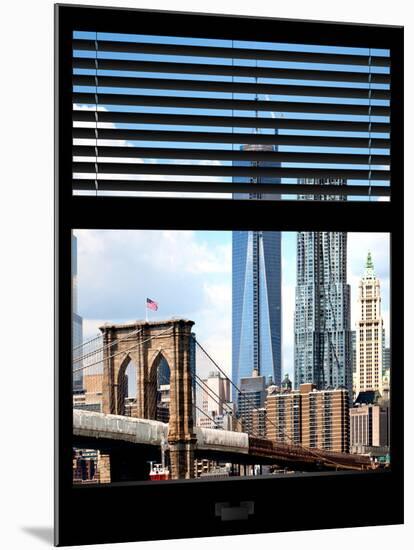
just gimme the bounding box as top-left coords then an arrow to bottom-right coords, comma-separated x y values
76,231 -> 232,371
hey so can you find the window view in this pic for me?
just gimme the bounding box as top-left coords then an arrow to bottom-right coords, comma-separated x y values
72,229 -> 390,484
72,32 -> 390,201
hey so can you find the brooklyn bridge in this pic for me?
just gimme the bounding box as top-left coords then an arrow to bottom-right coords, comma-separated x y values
72,318 -> 374,483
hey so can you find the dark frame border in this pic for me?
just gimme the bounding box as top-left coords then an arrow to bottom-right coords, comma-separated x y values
55,4 -> 403,546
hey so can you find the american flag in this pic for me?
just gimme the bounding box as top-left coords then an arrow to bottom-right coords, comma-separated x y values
146,298 -> 158,311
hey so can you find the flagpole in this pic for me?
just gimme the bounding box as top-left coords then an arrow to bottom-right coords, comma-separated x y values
145,299 -> 148,323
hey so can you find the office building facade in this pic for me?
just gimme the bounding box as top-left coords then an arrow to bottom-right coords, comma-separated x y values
73,373 -> 103,412
294,179 -> 352,398
350,403 -> 389,454
237,369 -> 266,435
266,383 -> 349,453
266,385 -> 301,445
355,252 -> 385,396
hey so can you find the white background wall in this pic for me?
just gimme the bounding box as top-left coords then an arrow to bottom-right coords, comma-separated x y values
1,0 -> 412,548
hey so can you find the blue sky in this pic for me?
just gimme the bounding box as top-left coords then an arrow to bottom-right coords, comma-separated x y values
75,229 -> 390,380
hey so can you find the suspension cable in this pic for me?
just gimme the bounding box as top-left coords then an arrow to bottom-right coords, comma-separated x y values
192,372 -> 258,436
193,375 -> 258,435
72,333 -> 102,352
194,403 -> 223,430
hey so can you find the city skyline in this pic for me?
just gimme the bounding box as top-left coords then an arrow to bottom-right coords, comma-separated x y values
74,229 -> 390,382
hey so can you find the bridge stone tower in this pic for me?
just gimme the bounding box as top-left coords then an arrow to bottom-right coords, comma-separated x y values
100,319 -> 196,480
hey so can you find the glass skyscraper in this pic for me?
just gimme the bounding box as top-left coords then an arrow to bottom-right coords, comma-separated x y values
294,179 -> 352,398
232,144 -> 282,399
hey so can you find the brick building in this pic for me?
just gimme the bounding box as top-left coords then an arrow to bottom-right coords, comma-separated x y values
266,383 -> 349,453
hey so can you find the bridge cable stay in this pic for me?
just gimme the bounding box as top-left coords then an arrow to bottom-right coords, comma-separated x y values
73,336 -> 105,372
194,337 -> 364,471
72,333 -> 102,352
192,374 -> 258,435
194,403 -> 224,430
192,377 -> 224,429
193,373 -> 232,425
191,340 -> 248,432
191,371 -> 263,438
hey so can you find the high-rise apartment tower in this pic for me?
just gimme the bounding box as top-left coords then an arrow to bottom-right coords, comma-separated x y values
294,179 -> 352,399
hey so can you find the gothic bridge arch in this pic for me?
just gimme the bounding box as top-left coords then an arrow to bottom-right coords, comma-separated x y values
99,319 -> 196,479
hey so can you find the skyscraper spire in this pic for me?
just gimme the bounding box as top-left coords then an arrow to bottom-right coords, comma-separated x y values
365,251 -> 375,278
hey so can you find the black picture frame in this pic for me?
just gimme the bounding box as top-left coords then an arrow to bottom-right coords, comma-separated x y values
55,4 -> 403,546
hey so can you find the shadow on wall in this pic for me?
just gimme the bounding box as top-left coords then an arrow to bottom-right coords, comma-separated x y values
21,526 -> 53,545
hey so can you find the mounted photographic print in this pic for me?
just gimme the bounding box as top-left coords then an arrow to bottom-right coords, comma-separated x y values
55,4 -> 403,546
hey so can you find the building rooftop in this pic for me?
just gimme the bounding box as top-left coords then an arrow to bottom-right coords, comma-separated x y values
354,390 -> 381,406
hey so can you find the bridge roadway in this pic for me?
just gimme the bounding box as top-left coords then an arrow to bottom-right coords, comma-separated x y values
73,409 -> 373,472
